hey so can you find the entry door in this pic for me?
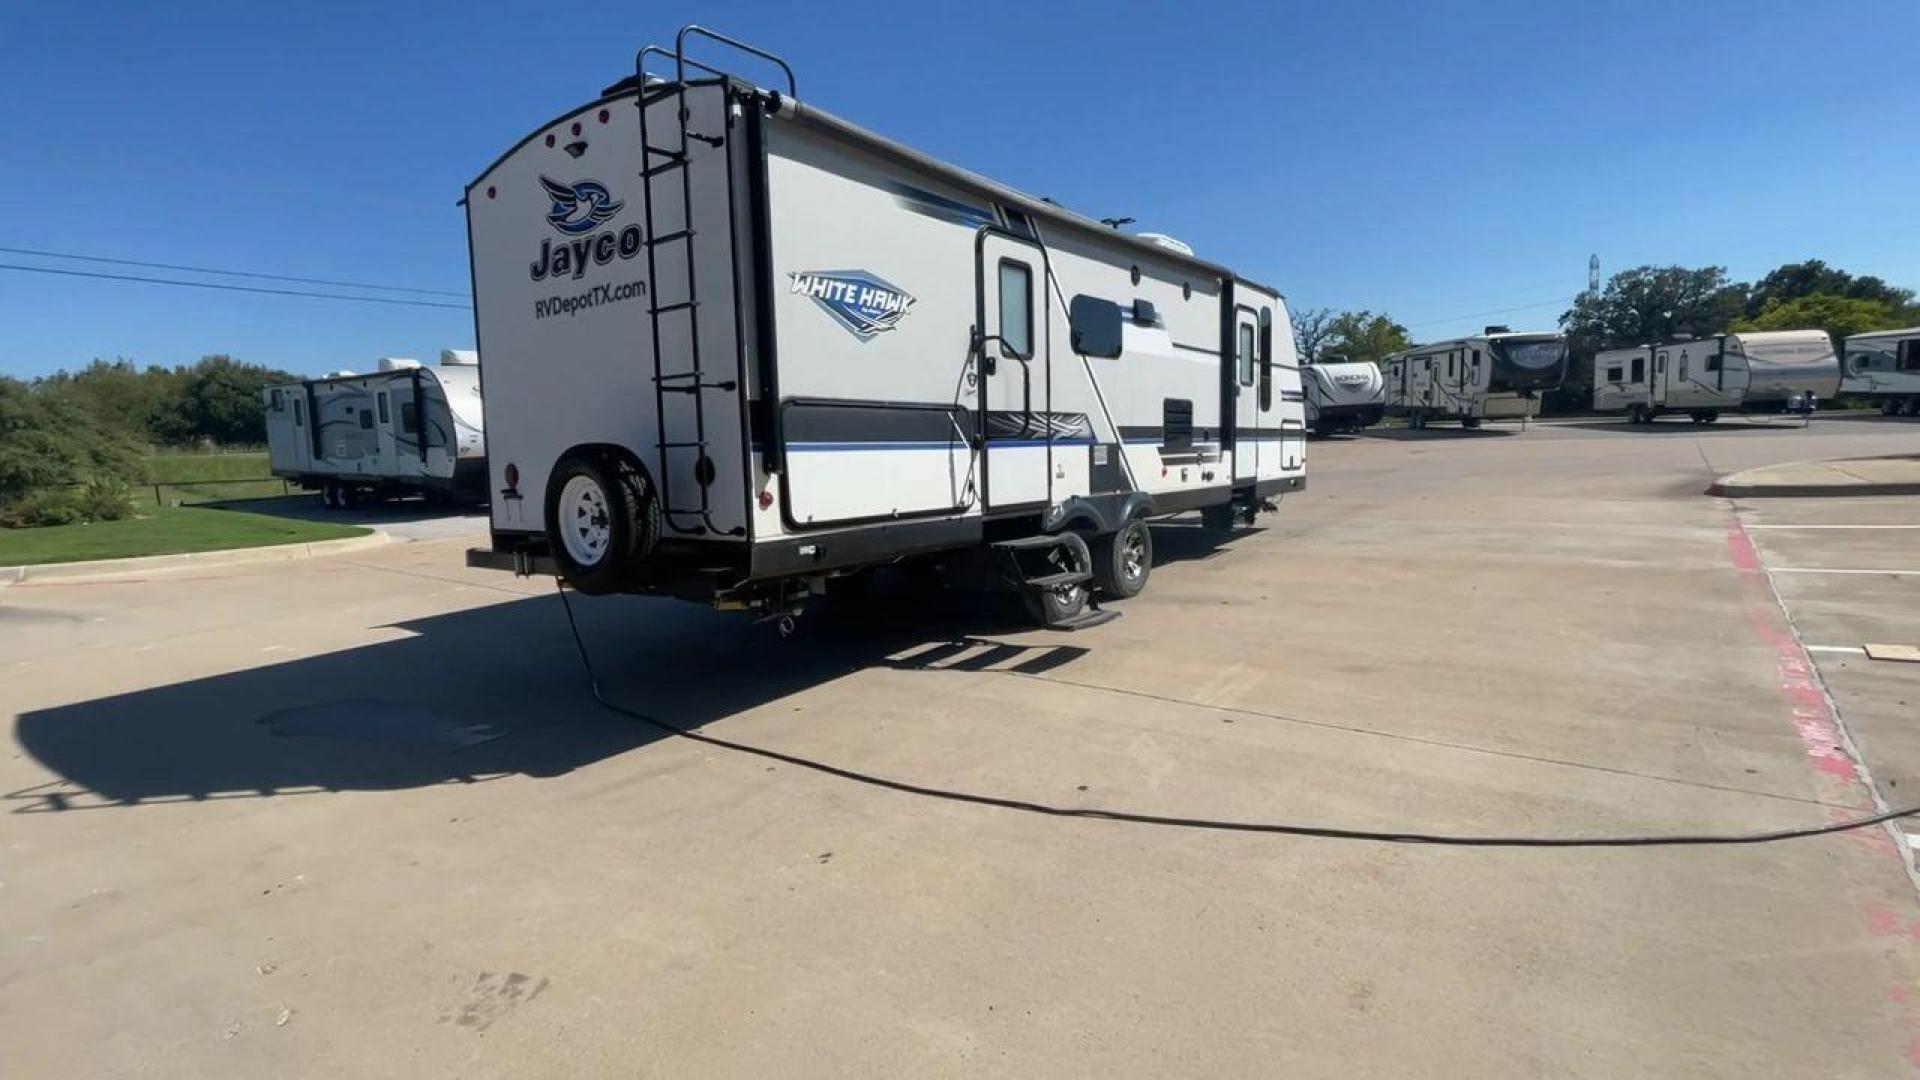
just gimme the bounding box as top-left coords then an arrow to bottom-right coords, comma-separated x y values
1233,308 -> 1260,481
1653,350 -> 1670,406
978,232 -> 1050,511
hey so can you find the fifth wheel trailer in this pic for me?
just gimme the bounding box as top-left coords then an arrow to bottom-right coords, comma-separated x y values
1301,355 -> 1384,436
1841,327 -> 1920,416
462,27 -> 1307,628
264,352 -> 486,507
1381,328 -> 1567,428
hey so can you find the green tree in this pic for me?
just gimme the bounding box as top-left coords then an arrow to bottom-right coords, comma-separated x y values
1325,310 -> 1411,366
0,376 -> 145,507
38,358 -> 174,439
1560,265 -> 1750,353
152,355 -> 297,446
1746,259 -> 1915,318
1731,294 -> 1908,346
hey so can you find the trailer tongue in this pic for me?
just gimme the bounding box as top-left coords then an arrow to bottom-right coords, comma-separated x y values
462,25 -> 1306,628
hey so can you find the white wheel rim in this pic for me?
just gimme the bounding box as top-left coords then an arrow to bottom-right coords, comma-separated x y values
558,474 -> 613,567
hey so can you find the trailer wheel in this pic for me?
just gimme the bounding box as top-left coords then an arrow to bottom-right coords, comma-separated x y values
1092,520 -> 1152,599
1881,399 -> 1901,416
1023,580 -> 1089,627
545,451 -> 657,596
1461,417 -> 1482,429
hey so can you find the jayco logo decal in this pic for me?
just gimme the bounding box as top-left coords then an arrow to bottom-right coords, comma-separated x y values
529,175 -> 643,284
789,270 -> 915,341
540,176 -> 623,235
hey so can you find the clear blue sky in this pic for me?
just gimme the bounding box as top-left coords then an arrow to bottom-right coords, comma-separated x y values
3,0 -> 1916,378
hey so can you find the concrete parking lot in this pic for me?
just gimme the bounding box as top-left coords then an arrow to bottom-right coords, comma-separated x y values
5,415 -> 1920,1078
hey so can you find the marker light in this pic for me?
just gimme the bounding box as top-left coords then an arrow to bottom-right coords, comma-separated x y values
486,186 -> 496,199
757,489 -> 774,510
570,122 -> 582,136
545,134 -> 555,148
503,463 -> 520,490
598,109 -> 610,123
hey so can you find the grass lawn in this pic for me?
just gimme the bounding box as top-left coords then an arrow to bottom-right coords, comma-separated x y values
0,507 -> 369,567
146,451 -> 271,483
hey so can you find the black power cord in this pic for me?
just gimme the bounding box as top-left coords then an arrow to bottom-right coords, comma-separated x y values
556,580 -> 1920,848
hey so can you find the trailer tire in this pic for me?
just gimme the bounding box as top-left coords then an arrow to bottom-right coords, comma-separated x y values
1881,398 -> 1901,416
544,450 -> 658,596
1461,416 -> 1482,429
1022,579 -> 1089,627
1092,520 -> 1152,599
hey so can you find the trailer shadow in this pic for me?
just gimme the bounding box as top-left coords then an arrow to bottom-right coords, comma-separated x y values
1552,419 -> 1811,436
221,494 -> 487,527
1359,426 -> 1516,441
6,582 -> 1098,815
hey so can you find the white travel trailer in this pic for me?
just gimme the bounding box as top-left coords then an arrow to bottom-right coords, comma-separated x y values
1841,327 -> 1920,415
1381,328 -> 1567,428
1591,339 -> 1748,423
1302,355 -> 1384,436
264,351 -> 486,507
1591,330 -> 1836,422
462,27 -> 1306,627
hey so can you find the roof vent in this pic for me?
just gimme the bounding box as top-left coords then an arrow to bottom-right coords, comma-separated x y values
1137,233 -> 1194,256
325,370 -> 357,378
1484,325 -> 1511,335
378,356 -> 423,372
439,349 -> 479,366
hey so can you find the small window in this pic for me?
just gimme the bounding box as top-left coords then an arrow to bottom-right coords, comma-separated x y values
377,393 -> 390,424
1679,356 -> 1689,380
359,409 -> 374,430
270,388 -> 284,411
1605,365 -> 1623,383
1068,295 -> 1124,359
400,401 -> 420,435
1238,323 -> 1256,386
1630,356 -> 1645,383
1901,341 -> 1920,371
293,399 -> 305,427
1471,348 -> 1481,367
1704,354 -> 1721,372
997,259 -> 1032,359
1447,353 -> 1456,379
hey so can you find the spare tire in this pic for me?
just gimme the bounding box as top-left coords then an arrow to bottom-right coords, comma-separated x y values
544,450 -> 660,595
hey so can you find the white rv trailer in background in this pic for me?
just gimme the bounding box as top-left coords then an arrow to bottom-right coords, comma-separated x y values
264,351 -> 486,507
1381,328 -> 1568,428
461,27 -> 1306,628
1841,326 -> 1920,416
1591,339 -> 1748,423
1301,355 -> 1384,436
1590,330 -> 1836,422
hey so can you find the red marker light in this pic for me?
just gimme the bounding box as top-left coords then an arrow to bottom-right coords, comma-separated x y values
757,489 -> 774,510
597,109 -> 610,124
503,463 -> 519,490
570,121 -> 582,136
485,186 -> 496,199
544,133 -> 555,148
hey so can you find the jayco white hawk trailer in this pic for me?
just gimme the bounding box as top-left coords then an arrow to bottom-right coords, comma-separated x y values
1301,356 -> 1384,436
1591,339 -> 1749,424
1841,327 -> 1920,416
1381,328 -> 1567,428
462,27 -> 1306,627
264,351 -> 486,507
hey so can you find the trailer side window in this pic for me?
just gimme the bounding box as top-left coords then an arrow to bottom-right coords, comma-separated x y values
359,409 -> 374,430
1605,365 -> 1623,383
377,393 -> 390,424
997,259 -> 1032,359
1630,356 -> 1644,382
1068,295 -> 1124,359
1704,354 -> 1721,372
1901,341 -> 1920,371
1238,324 -> 1255,386
270,388 -> 284,411
293,399 -> 304,427
400,401 -> 420,435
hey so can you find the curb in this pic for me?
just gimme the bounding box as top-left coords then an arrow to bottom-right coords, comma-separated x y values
0,530 -> 392,586
1709,454 -> 1920,499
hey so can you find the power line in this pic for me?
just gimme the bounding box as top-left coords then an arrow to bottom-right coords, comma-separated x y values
0,245 -> 469,298
0,262 -> 471,310
1405,296 -> 1574,330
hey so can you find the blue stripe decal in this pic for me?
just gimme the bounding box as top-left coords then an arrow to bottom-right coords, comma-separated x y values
780,438 -> 1096,453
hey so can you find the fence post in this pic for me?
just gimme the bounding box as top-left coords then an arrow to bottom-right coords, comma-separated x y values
153,484 -> 163,508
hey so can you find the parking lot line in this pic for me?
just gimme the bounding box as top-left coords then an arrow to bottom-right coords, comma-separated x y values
1743,524 -> 1920,530
1768,568 -> 1920,576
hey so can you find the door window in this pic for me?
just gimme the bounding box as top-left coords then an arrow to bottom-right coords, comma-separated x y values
400,401 -> 420,435
1630,356 -> 1645,382
377,393 -> 390,424
1238,323 -> 1255,386
293,399 -> 304,427
997,260 -> 1033,359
